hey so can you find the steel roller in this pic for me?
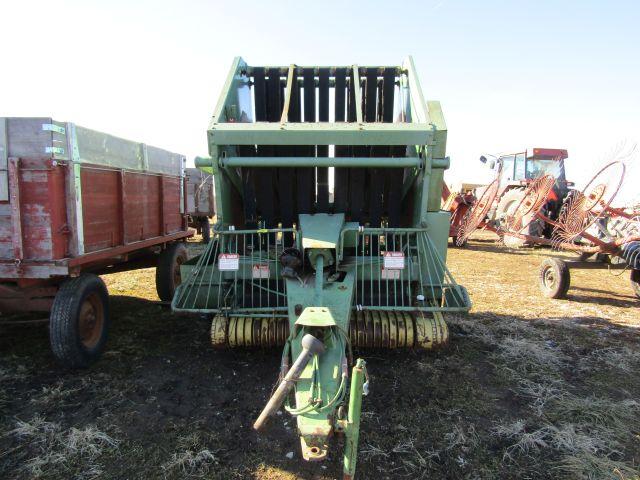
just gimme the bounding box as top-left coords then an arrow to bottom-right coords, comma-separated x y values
211,311 -> 448,349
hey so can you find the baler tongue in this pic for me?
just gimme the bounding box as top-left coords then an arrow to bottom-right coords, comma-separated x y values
171,57 -> 471,479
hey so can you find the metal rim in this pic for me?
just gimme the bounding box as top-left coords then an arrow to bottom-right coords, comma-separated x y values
542,265 -> 557,291
173,255 -> 185,287
78,292 -> 105,349
575,161 -> 625,235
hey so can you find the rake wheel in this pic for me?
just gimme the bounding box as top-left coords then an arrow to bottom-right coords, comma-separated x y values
552,161 -> 626,245
455,179 -> 500,246
501,175 -> 556,236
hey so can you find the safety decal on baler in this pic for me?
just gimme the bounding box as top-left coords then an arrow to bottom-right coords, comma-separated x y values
381,268 -> 401,280
383,251 -> 405,269
218,253 -> 240,271
252,264 -> 270,279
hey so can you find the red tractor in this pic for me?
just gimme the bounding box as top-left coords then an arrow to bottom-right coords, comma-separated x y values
446,148 -> 574,246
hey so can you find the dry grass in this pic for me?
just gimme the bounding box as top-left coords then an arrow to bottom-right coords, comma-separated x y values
2,233 -> 639,479
4,416 -> 118,478
161,432 -> 221,478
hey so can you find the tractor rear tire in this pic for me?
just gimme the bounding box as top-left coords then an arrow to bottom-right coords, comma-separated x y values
496,188 -> 543,248
539,258 -> 570,299
156,242 -> 188,302
631,269 -> 640,299
495,188 -> 524,227
49,274 -> 110,369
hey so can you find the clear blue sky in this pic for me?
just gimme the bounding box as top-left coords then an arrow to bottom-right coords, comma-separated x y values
2,0 -> 639,199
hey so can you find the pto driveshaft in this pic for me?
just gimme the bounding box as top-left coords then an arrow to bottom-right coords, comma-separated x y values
253,334 -> 325,430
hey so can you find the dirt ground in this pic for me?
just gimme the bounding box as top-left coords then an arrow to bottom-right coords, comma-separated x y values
1,233 -> 639,479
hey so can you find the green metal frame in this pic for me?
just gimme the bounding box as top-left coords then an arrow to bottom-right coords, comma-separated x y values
204,56 -> 449,231
174,57 -> 470,479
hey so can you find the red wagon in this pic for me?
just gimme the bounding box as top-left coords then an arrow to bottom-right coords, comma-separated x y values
0,118 -> 192,367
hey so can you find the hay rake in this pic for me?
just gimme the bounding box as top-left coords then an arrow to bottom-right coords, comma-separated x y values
455,174 -> 557,247
455,178 -> 500,246
529,161 -> 640,299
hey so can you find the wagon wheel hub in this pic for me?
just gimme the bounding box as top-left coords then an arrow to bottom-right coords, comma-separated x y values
173,257 -> 185,286
543,267 -> 556,288
79,292 -> 104,349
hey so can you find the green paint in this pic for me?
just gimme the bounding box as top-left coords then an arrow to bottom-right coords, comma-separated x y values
172,56 -> 472,479
220,156 -> 422,168
343,358 -> 367,479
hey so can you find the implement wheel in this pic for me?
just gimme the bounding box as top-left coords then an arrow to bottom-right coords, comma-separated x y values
49,274 -> 110,368
199,217 -> 211,243
631,269 -> 640,299
156,242 -> 188,302
539,258 -> 570,299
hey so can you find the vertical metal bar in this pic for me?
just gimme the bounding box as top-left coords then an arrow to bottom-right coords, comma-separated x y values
415,232 -> 425,304
392,234 -> 398,307
420,233 -> 438,303
377,232 -> 381,308
360,232 -> 365,306
259,232 -> 264,309
203,236 -> 220,310
398,233 -> 404,306
217,234 -> 225,310
314,255 -> 324,306
233,234 -> 239,309
250,233 -> 254,308
426,233 -> 465,306
343,359 -> 366,480
158,175 -> 165,236
8,158 -> 23,261
406,232 -> 412,305
241,234 -> 246,308
369,233 -> 373,307
266,230 -> 271,308
384,232 -> 389,307
354,231 -> 359,306
275,230 -> 280,309
65,123 -> 85,255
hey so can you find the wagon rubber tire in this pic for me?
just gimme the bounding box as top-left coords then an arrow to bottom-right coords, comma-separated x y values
539,258 -> 570,299
200,217 -> 211,244
49,274 -> 110,369
156,242 -> 188,302
631,269 -> 640,299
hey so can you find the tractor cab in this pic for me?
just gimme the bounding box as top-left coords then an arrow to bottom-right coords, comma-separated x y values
482,148 -> 572,205
491,148 -> 569,185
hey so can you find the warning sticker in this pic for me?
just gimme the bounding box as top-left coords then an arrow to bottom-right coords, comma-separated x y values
252,263 -> 270,279
218,253 -> 240,271
381,268 -> 401,280
383,251 -> 405,270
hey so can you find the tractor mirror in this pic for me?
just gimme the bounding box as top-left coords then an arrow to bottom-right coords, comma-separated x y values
479,155 -> 487,163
